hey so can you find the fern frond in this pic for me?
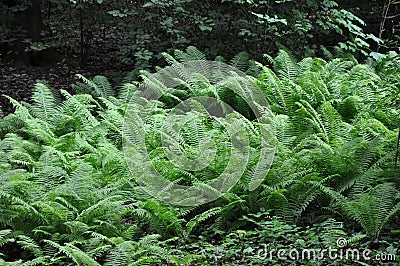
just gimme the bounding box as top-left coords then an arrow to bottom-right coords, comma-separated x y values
93,75 -> 115,98
45,240 -> 101,266
229,52 -> 250,71
16,235 -> 43,257
273,50 -> 298,81
118,82 -> 137,104
343,183 -> 400,239
30,83 -> 57,122
174,46 -> 206,62
185,207 -> 222,236
75,74 -> 115,98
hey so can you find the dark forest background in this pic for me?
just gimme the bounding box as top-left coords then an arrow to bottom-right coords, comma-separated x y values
1,0 -> 398,69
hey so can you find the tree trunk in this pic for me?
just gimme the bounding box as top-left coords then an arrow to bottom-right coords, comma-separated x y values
3,0 -> 61,67
395,120 -> 400,170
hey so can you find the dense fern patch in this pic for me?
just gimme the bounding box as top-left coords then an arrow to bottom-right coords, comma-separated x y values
0,49 -> 399,265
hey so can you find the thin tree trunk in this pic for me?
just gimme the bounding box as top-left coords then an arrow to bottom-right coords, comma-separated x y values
395,120 -> 400,170
378,0 -> 393,52
79,0 -> 85,65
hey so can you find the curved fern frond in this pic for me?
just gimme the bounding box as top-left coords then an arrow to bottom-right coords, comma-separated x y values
273,50 -> 298,81
74,74 -> 115,98
30,83 -> 57,122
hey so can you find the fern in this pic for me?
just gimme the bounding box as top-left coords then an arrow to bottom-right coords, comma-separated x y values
273,50 -> 298,81
185,207 -> 222,236
29,83 -> 57,122
229,51 -> 250,71
174,46 -> 206,62
342,183 -> 400,239
45,240 -> 101,266
74,74 -> 115,98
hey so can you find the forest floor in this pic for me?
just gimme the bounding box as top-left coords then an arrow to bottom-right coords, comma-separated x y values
0,62 -> 108,117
